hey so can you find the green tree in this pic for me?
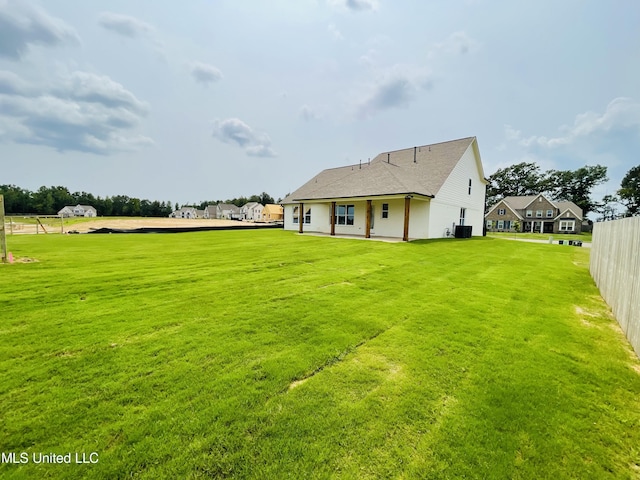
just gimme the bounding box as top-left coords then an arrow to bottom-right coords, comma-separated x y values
486,162 -> 546,209
50,186 -> 74,212
594,194 -> 622,221
545,165 -> 608,218
617,165 -> 640,216
33,186 -> 55,214
258,192 -> 274,205
0,185 -> 32,214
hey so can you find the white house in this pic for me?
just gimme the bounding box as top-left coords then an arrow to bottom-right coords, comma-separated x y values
282,137 -> 487,241
240,202 -> 264,221
58,204 -> 97,218
169,207 -> 198,218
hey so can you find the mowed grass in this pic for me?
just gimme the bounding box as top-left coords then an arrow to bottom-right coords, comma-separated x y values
487,231 -> 592,242
1,230 -> 639,479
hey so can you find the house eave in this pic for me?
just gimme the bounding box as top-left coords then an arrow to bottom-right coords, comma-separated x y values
283,192 -> 434,204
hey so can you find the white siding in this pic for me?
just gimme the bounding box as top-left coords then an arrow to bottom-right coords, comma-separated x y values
370,199 -> 405,238
429,144 -> 486,237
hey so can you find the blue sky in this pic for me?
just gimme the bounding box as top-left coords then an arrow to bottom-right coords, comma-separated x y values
1,0 -> 639,206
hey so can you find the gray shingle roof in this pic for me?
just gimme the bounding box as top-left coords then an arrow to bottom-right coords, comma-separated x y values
501,195 -> 583,219
283,137 -> 477,202
217,203 -> 240,212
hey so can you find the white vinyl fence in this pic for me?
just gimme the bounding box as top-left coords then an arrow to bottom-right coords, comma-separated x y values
590,217 -> 640,358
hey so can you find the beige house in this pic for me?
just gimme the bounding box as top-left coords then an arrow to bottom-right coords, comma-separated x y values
261,204 -> 283,222
485,194 -> 582,234
282,137 -> 487,241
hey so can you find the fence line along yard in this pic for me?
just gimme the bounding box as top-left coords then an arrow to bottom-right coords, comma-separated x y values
590,216 -> 640,358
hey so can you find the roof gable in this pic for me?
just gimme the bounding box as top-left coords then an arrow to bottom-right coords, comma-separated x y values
522,193 -> 555,211
554,207 -> 582,220
486,199 -> 523,219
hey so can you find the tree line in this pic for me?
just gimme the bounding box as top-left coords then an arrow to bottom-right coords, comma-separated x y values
0,185 -> 282,217
0,185 -> 174,217
487,163 -> 640,220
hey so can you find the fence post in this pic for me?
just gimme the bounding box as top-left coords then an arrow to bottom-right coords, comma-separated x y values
0,195 -> 7,263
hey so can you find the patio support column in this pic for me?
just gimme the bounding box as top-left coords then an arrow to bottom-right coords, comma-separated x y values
330,202 -> 336,236
403,196 -> 411,241
365,199 -> 372,238
298,202 -> 304,234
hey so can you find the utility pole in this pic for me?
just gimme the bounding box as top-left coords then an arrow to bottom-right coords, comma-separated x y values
0,194 -> 7,263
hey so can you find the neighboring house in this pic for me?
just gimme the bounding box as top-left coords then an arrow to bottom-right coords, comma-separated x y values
282,137 -> 487,241
216,203 -> 241,220
203,205 -> 217,219
169,207 -> 198,218
58,204 -> 97,218
241,202 -> 264,221
261,204 -> 283,222
485,194 -> 583,234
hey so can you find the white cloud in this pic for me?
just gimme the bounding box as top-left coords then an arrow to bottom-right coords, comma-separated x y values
328,0 -> 379,12
189,62 -> 223,85
0,0 -> 79,60
98,12 -> 153,38
211,118 -> 276,158
0,69 -> 30,95
509,98 -> 640,149
246,145 -> 277,158
0,70 -> 152,154
55,71 -> 149,114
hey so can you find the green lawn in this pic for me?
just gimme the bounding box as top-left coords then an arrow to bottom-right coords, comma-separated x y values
487,231 -> 592,242
1,230 -> 638,479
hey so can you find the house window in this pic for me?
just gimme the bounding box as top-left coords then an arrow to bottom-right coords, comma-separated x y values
304,208 -> 311,224
334,204 -> 355,225
504,220 -> 511,230
382,203 -> 389,219
536,210 -> 543,217
292,206 -> 299,224
486,220 -> 493,229
498,208 -> 506,215
468,179 -> 472,195
497,220 -> 504,229
546,209 -> 553,217
459,208 -> 466,226
560,220 -> 575,231
526,210 -> 532,217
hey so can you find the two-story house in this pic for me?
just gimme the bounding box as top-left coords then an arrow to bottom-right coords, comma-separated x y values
485,194 -> 582,234
58,204 -> 97,218
240,202 -> 264,221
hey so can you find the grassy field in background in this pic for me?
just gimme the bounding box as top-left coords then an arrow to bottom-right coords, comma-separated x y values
487,231 -> 592,242
1,230 -> 639,479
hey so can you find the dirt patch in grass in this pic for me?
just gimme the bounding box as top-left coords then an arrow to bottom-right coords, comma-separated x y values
71,218 -> 245,233
1,256 -> 39,264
